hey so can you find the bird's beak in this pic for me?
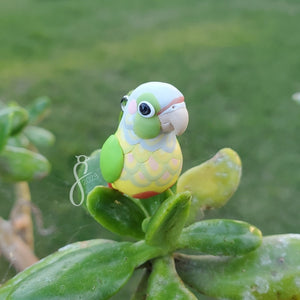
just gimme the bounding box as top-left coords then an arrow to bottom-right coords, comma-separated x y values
158,99 -> 189,136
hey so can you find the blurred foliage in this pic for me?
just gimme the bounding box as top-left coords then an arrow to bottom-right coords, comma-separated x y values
0,97 -> 53,182
0,0 -> 299,296
0,97 -> 54,281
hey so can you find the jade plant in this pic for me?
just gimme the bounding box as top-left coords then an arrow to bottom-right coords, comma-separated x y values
0,96 -> 53,182
0,148 -> 300,300
0,97 -> 54,273
0,148 -> 299,299
0,82 -> 299,299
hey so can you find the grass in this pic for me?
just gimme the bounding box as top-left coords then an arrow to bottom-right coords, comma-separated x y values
0,0 -> 300,295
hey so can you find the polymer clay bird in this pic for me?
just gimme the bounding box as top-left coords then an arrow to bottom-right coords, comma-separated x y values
100,81 -> 189,199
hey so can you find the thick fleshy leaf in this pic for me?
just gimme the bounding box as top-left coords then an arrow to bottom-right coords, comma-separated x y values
87,186 -> 147,239
0,240 -> 102,299
24,126 -> 55,148
0,239 -> 161,300
0,106 -> 28,142
7,134 -> 30,148
177,148 -> 241,222
0,145 -> 50,181
0,109 -> 12,151
9,106 -> 29,135
147,256 -> 197,300
178,219 -> 262,256
70,150 -> 107,207
26,96 -> 51,124
176,234 -> 300,300
145,191 -> 191,251
139,188 -> 174,217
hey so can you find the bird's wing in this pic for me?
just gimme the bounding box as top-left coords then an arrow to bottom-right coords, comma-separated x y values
100,134 -> 124,183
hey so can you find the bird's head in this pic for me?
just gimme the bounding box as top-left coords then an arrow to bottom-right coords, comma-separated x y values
119,82 -> 189,139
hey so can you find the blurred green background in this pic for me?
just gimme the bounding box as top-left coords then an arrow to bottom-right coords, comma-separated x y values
0,0 -> 300,297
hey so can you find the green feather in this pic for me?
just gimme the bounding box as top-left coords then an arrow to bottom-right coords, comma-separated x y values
134,114 -> 160,139
133,93 -> 161,139
100,135 -> 124,183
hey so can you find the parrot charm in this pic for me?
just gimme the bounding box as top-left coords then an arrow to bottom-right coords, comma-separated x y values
100,81 -> 189,199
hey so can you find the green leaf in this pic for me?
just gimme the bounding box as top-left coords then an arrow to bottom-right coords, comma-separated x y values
0,106 -> 29,143
7,134 -> 30,148
0,240 -> 103,299
26,96 -> 51,124
145,191 -> 191,252
177,148 -> 242,222
176,234 -> 300,300
8,106 -> 29,135
70,150 -> 107,207
177,219 -> 262,256
147,256 -> 197,300
0,239 -> 161,300
139,189 -> 174,217
0,145 -> 50,181
87,186 -> 147,239
24,126 -> 55,148
0,108 -> 12,151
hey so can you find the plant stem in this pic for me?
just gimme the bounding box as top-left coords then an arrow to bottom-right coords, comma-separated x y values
0,217 -> 38,272
0,182 -> 39,272
10,182 -> 34,249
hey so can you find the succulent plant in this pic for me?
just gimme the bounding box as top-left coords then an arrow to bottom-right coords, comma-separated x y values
1,147 -> 299,299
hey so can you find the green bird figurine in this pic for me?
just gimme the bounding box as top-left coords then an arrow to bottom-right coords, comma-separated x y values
100,81 -> 189,199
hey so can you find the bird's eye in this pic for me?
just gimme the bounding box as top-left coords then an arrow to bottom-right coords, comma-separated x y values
120,96 -> 128,111
138,101 -> 155,118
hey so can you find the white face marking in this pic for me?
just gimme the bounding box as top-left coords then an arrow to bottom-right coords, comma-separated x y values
159,102 -> 186,116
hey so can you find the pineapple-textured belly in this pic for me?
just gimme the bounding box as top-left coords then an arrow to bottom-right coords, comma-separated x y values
112,142 -> 183,198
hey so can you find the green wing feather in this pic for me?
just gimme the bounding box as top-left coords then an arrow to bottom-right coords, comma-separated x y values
100,135 -> 124,183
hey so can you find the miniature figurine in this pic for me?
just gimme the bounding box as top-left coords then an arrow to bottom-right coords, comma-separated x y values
100,82 -> 189,198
